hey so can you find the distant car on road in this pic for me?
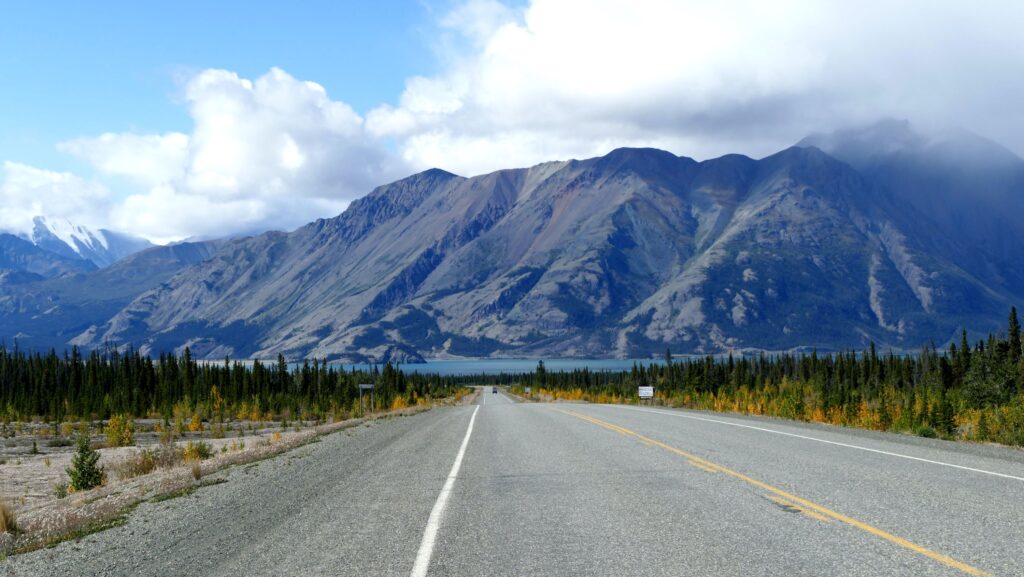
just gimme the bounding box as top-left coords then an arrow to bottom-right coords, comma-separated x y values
492,387 -> 497,394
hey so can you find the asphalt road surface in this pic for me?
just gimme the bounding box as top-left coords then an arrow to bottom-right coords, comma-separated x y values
4,388 -> 1023,576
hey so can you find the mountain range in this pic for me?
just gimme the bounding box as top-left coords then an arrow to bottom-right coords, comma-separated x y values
0,216 -> 154,280
1,120 -> 1021,361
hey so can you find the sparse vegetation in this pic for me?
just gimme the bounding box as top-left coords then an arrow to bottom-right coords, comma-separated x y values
1,401 -> 434,555
114,449 -> 157,480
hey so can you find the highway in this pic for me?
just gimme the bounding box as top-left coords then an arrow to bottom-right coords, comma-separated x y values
4,388 -> 1022,577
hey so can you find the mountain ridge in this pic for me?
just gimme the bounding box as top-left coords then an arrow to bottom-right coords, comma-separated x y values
3,121 -> 1021,361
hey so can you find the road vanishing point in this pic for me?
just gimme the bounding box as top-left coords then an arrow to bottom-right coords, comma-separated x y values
4,388 -> 1022,576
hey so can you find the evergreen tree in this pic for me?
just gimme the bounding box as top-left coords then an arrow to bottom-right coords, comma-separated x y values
67,435 -> 104,491
1009,307 -> 1022,362
960,329 -> 972,371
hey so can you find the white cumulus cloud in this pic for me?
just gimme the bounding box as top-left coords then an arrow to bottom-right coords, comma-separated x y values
0,161 -> 112,236
58,132 -> 189,186
61,67 -> 407,242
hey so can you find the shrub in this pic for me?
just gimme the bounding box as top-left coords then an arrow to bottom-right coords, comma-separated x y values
47,436 -> 73,447
153,442 -> 183,468
188,413 -> 204,433
914,425 -> 938,438
182,440 -> 211,462
0,499 -> 16,533
67,435 -> 105,492
114,449 -> 156,480
191,462 -> 202,480
30,440 -> 39,455
53,480 -> 69,499
105,414 -> 135,447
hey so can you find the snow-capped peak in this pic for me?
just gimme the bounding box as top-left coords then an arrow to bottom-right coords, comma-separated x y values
22,216 -> 154,268
32,216 -> 109,256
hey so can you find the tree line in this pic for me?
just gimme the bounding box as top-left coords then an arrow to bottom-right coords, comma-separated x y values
473,308 -> 1024,446
0,346 -> 465,424
3,308 -> 1022,446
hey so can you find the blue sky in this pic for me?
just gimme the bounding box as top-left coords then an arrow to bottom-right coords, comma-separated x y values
0,0 -> 444,173
1,1 -> 1020,243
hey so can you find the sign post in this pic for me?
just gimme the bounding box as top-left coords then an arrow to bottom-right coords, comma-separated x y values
638,385 -> 654,403
358,383 -> 375,415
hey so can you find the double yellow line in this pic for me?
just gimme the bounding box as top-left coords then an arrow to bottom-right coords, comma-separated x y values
555,408 -> 995,577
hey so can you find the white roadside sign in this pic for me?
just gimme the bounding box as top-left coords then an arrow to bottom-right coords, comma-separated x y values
638,386 -> 654,399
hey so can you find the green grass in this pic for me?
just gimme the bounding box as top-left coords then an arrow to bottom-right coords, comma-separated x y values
148,487 -> 196,504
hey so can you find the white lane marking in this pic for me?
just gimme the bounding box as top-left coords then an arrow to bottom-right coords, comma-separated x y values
605,405 -> 1024,482
410,406 -> 480,577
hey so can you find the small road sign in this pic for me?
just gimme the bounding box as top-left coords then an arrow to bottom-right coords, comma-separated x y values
638,386 -> 654,399
358,383 -> 375,414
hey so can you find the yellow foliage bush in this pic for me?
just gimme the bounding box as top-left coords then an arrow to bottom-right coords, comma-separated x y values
182,440 -> 212,461
0,499 -> 16,534
105,414 -> 135,447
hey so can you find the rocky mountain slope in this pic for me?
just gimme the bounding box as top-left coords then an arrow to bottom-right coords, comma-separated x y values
47,124 -> 1020,361
0,240 -> 223,350
0,233 -> 97,279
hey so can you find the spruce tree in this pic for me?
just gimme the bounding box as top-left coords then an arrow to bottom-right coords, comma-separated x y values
1009,307 -> 1021,362
67,435 -> 104,491
960,329 -> 972,371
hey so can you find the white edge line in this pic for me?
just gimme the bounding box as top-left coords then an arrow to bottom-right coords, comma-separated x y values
410,405 -> 480,577
605,404 -> 1024,482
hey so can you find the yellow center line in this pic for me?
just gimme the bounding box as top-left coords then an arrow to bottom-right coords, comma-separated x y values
687,459 -> 719,474
554,407 -> 996,577
767,495 -> 833,523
